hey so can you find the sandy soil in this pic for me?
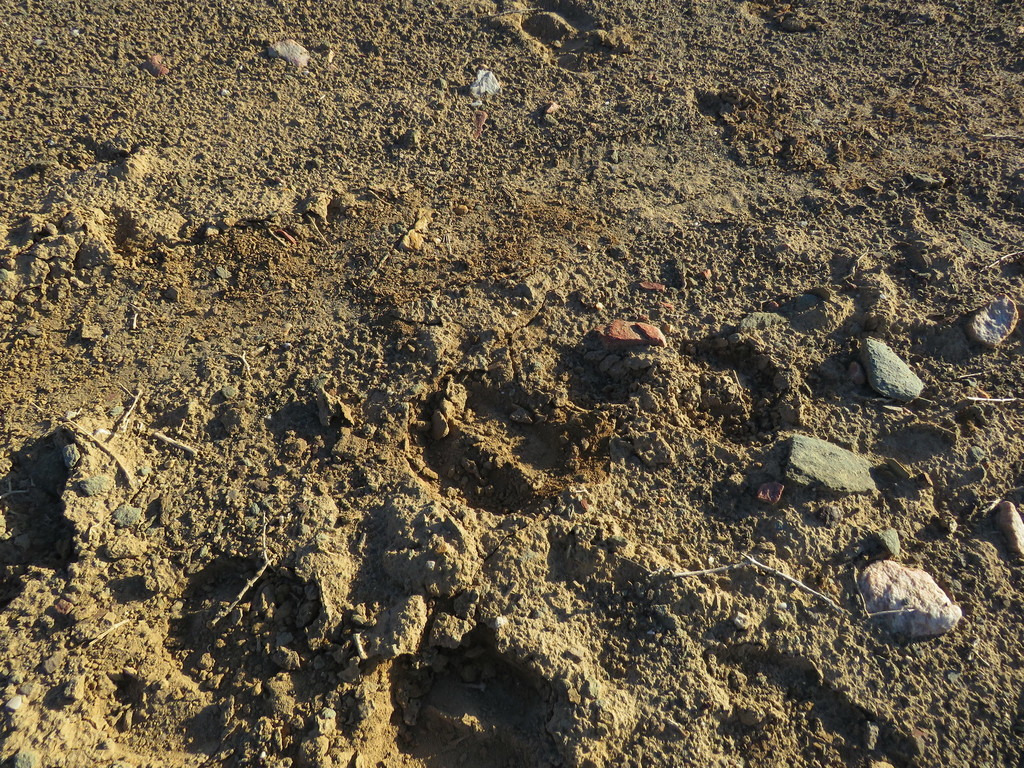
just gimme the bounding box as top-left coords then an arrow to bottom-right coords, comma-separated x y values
2,0 -> 1024,766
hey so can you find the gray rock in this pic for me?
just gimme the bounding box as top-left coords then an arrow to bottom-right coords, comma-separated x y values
859,338 -> 923,401
859,560 -> 962,638
112,505 -> 143,528
12,750 -> 39,768
968,295 -> 1018,347
874,528 -> 901,559
79,474 -> 113,497
60,443 -> 81,469
738,312 -> 787,332
792,293 -> 821,311
787,435 -> 876,493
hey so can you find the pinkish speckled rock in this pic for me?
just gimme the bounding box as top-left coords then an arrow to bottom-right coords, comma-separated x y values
968,295 -> 1018,347
859,560 -> 962,638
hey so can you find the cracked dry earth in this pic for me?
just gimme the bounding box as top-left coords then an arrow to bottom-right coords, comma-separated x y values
2,0 -> 1024,766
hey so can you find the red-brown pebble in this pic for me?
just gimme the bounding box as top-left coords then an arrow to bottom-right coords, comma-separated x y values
598,319 -> 667,350
757,482 -> 784,504
638,281 -> 666,292
849,360 -> 866,386
142,54 -> 169,77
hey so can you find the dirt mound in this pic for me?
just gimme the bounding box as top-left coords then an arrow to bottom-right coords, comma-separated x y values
2,0 -> 1024,766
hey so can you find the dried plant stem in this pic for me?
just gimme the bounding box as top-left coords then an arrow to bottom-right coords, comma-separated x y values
669,555 -> 844,612
150,430 -> 199,457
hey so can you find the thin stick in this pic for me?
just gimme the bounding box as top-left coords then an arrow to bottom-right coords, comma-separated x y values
668,563 -> 745,578
668,556 -> 843,611
211,562 -> 268,626
150,430 -> 199,457
964,396 -> 1018,403
468,7 -> 539,20
63,422 -> 137,489
88,618 -> 130,645
743,556 -> 844,612
113,388 -> 142,435
0,490 -> 28,500
211,513 -> 269,626
983,248 -> 1024,269
980,497 -> 1002,515
231,351 -> 251,378
267,230 -> 290,247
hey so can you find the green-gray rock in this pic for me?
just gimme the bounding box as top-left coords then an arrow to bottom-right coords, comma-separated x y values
12,750 -> 40,768
875,528 -> 901,559
80,474 -> 113,497
859,338 -> 923,401
787,435 -> 876,493
112,505 -> 143,528
739,312 -> 787,332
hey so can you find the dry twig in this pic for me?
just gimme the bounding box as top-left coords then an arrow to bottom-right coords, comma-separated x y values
669,555 -> 845,612
63,421 -> 137,489
211,513 -> 270,627
150,430 -> 200,457
114,387 -> 143,435
983,248 -> 1024,269
87,618 -> 130,645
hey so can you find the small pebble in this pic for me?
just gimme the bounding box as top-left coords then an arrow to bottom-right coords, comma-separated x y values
266,39 -> 309,69
112,505 -> 143,528
995,501 -> 1024,558
141,54 -> 169,77
874,528 -> 901,559
221,384 -> 240,400
80,474 -> 113,497
12,750 -> 39,768
756,482 -> 784,504
816,504 -> 842,526
597,319 -> 666,350
638,281 -> 666,292
859,338 -> 923,401
968,295 -> 1018,347
4,694 -> 25,712
848,360 -> 866,386
431,410 -> 449,440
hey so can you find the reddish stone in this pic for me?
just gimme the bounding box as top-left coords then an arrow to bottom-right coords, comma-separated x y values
757,482 -> 784,504
54,598 -> 74,615
598,319 -> 667,350
638,281 -> 666,292
141,54 -> 169,77
849,360 -> 866,386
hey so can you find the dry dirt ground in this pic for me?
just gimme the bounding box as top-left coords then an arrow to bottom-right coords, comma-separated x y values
2,0 -> 1024,766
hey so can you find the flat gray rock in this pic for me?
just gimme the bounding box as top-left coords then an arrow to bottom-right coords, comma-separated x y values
787,435 -> 875,493
738,312 -> 787,332
80,474 -> 113,497
859,560 -> 962,638
968,295 -> 1018,347
859,338 -> 923,401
